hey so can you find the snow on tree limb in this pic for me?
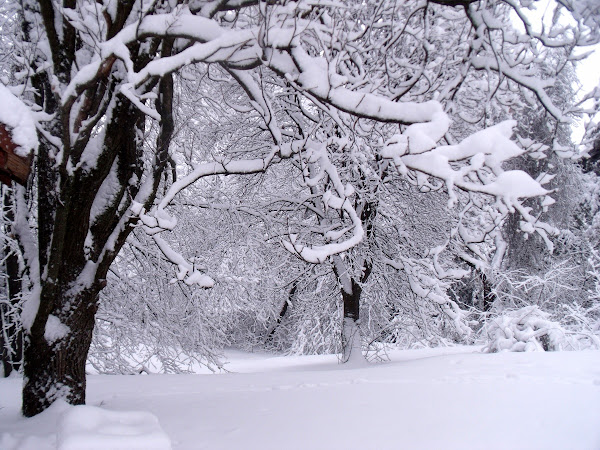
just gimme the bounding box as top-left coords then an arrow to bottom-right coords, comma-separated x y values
153,235 -> 214,288
281,142 -> 364,264
384,121 -> 552,213
0,84 -> 38,157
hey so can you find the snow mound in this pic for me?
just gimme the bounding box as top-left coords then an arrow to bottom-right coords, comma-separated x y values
484,306 -> 566,352
0,400 -> 70,449
57,405 -> 171,450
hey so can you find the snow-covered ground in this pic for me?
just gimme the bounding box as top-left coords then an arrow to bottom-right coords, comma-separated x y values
1,347 -> 599,450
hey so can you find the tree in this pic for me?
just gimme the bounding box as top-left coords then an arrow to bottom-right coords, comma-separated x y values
0,0 -> 598,417
235,0 -> 600,360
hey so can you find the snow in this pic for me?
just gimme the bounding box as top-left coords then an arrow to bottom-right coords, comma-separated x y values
280,143 -> 365,264
483,306 -> 579,353
61,60 -> 103,106
89,156 -> 120,224
44,315 -> 70,344
152,235 -> 215,288
57,405 -> 171,450
19,286 -> 41,332
340,318 -> 367,366
1,347 -> 599,450
390,120 -> 550,211
486,170 -> 550,201
0,84 -> 38,157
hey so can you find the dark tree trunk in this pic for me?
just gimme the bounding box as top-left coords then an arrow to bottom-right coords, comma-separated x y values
339,197 -> 376,362
461,258 -> 497,312
266,281 -> 297,343
18,59 -> 174,416
480,271 -> 496,312
339,275 -> 369,362
342,279 -> 361,323
334,196 -> 377,363
22,287 -> 99,417
340,278 -> 363,363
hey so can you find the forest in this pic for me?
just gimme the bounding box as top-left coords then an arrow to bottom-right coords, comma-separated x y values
0,0 -> 599,448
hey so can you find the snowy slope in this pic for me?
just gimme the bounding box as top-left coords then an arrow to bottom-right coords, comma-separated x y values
1,347 -> 599,450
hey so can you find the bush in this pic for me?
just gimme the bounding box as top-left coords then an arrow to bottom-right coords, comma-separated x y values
483,305 -> 600,352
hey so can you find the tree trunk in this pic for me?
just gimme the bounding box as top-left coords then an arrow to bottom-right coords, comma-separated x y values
11,0 -> 175,417
336,197 -> 376,364
341,279 -> 363,363
480,271 -> 496,312
18,60 -> 171,416
266,281 -> 297,343
22,288 -> 99,417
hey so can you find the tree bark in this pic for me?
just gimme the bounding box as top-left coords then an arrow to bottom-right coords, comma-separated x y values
480,271 -> 496,312
18,66 -> 172,416
22,287 -> 99,417
335,196 -> 377,363
266,281 -> 296,343
341,278 -> 363,363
